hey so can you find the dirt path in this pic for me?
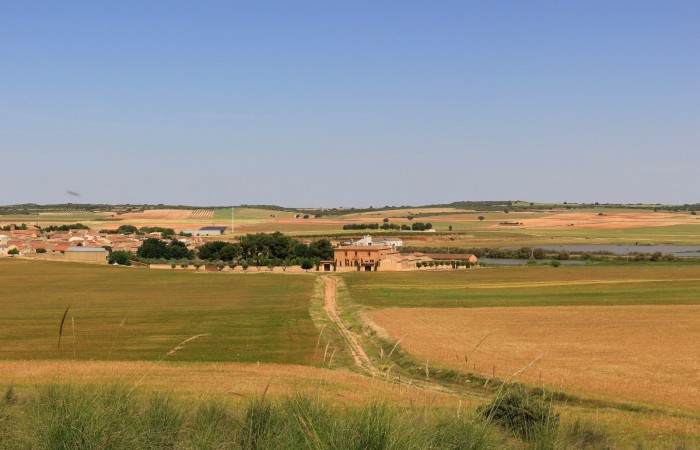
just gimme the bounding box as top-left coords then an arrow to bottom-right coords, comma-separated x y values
320,276 -> 484,400
322,276 -> 377,374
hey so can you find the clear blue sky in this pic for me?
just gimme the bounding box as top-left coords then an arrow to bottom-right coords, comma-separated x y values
2,1 -> 698,207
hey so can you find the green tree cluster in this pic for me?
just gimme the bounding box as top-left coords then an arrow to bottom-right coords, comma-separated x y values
136,238 -> 193,260
42,223 -> 90,232
108,250 -> 132,265
411,222 -> 432,231
196,233 -> 333,268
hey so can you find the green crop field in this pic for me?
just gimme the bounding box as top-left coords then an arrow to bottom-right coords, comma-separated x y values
340,265 -> 700,309
0,260 -> 319,364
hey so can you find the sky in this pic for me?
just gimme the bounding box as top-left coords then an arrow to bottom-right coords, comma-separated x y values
1,1 -> 698,207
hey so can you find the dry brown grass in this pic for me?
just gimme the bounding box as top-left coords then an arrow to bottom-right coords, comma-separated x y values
369,305 -> 700,411
0,360 -> 465,408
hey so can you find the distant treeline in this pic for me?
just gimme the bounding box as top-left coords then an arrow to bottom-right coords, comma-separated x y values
403,246 -> 680,261
2,201 -> 698,217
99,225 -> 178,237
1,223 -> 29,231
342,222 -> 432,231
41,223 -> 90,232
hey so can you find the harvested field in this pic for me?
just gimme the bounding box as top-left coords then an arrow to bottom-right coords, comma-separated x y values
117,209 -> 194,220
188,209 -> 214,219
369,305 -> 700,411
485,212 -> 692,230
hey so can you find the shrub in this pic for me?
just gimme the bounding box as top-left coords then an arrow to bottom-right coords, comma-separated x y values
36,248 -> 47,254
479,388 -> 559,440
108,250 -> 132,266
550,260 -> 560,267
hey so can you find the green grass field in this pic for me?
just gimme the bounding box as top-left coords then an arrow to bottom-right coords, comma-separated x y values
0,260 -> 319,364
340,265 -> 700,309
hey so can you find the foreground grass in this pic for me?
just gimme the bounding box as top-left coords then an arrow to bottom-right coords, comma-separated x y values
341,265 -> 700,308
1,382 -> 644,450
0,260 -> 318,364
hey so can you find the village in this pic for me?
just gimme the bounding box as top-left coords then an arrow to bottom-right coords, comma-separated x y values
0,223 -> 478,271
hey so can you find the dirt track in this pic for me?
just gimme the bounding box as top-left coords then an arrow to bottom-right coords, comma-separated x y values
320,276 -> 481,400
322,276 -> 375,373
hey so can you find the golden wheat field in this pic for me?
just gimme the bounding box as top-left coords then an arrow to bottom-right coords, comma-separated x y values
0,360 -> 467,408
369,305 -> 700,411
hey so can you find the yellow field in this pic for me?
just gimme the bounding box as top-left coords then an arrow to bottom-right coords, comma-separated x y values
368,305 -> 700,411
0,360 -> 464,408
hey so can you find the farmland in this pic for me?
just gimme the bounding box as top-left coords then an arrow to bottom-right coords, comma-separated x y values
2,204 -> 699,246
336,265 -> 700,443
0,259 -> 320,364
368,305 -> 700,411
1,259 -> 700,446
341,265 -> 700,309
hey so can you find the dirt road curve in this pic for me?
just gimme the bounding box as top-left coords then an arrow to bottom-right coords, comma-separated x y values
322,276 -> 376,373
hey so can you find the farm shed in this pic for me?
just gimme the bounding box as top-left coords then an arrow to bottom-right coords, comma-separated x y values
64,247 -> 108,264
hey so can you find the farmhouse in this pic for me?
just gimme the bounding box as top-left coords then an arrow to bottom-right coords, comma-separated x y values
334,245 -> 394,271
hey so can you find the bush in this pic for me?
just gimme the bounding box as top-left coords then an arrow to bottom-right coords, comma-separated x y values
550,260 -> 560,267
36,248 -> 47,254
479,388 -> 559,440
108,250 -> 132,266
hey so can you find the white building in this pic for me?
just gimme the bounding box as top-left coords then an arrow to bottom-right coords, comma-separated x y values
351,235 -> 403,249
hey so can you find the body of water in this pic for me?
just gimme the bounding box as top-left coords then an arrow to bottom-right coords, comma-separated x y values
534,245 -> 700,258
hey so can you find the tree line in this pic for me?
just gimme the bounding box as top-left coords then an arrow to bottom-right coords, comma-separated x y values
342,222 -> 432,231
108,232 -> 334,269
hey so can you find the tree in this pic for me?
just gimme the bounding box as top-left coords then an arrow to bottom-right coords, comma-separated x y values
116,225 -> 139,235
198,241 -> 228,260
137,238 -> 169,259
300,258 -> 314,270
448,225 -> 453,231
309,239 -> 333,260
166,240 -> 191,259
383,218 -> 389,223
478,216 -> 485,221
36,248 -> 47,254
8,248 -> 19,256
108,250 -> 132,265
218,244 -> 243,262
137,238 -> 193,260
